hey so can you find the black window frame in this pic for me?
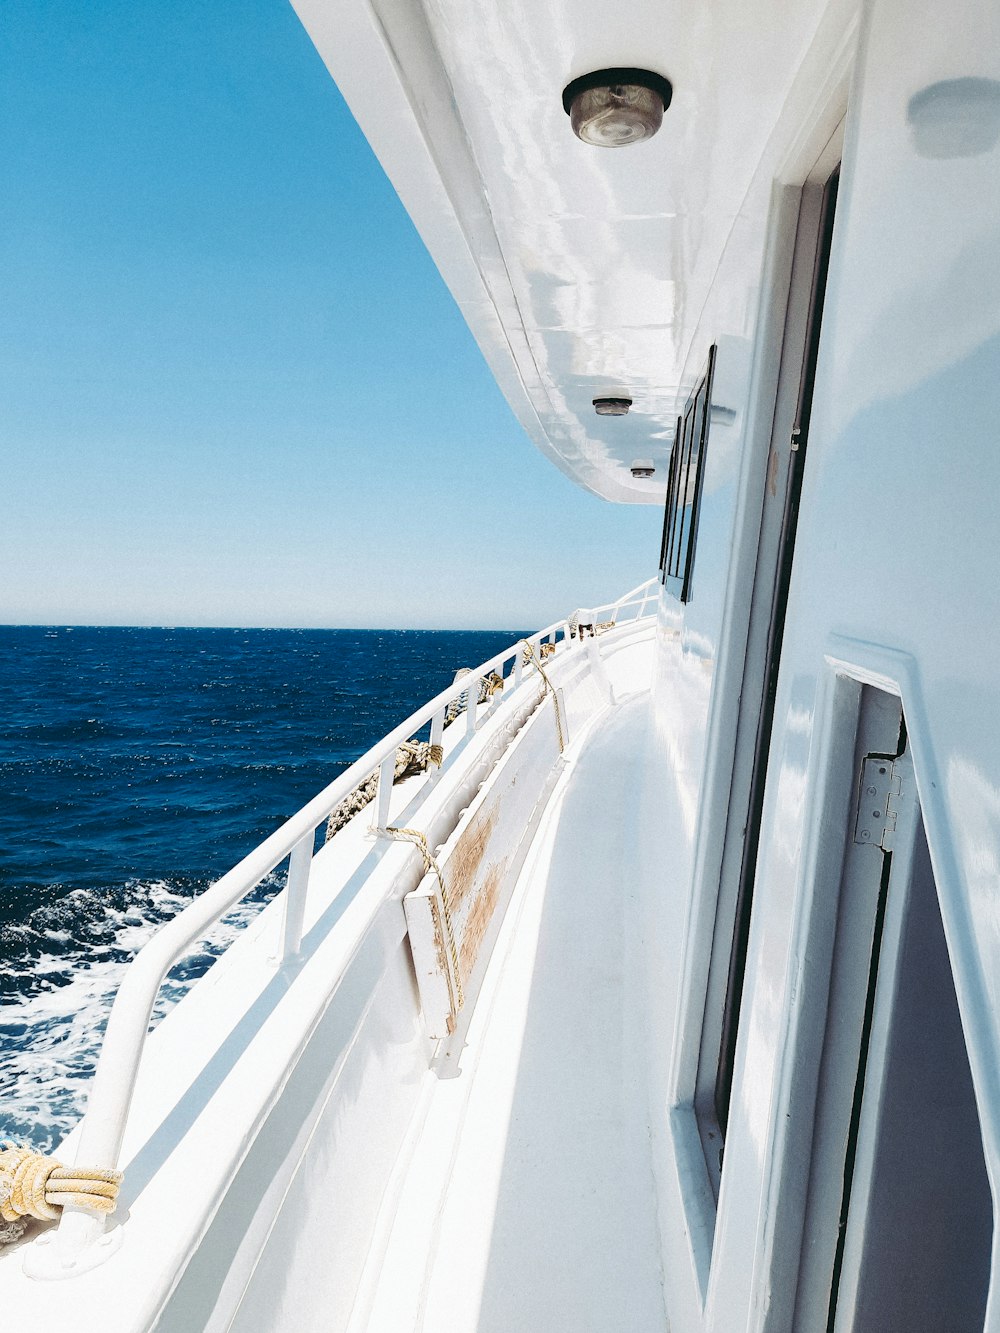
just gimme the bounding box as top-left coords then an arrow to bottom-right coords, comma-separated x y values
659,345 -> 716,602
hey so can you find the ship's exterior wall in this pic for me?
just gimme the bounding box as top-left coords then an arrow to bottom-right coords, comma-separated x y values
646,0 -> 1000,1326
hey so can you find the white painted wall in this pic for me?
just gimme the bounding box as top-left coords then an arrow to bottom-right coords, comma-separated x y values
640,0 -> 1000,1327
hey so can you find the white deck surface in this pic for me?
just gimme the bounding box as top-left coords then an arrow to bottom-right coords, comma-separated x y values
359,689 -> 667,1332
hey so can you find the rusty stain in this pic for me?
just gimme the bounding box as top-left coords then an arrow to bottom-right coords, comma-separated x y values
429,897 -> 457,1033
460,859 -> 506,981
446,800 -> 499,913
428,898 -> 449,983
767,448 -> 779,498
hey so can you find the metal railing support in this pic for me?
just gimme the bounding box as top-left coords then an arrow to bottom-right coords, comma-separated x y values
465,676 -> 480,737
376,753 -> 396,830
281,833 -> 313,962
428,706 -> 445,777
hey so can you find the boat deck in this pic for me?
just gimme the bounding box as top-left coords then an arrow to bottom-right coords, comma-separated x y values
354,692 -> 667,1333
0,625 -> 662,1332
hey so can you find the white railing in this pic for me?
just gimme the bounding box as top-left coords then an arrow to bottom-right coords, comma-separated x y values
580,576 -> 659,626
53,579 -> 658,1264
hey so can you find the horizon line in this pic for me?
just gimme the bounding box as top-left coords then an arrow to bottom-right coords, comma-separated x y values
0,621 -> 537,634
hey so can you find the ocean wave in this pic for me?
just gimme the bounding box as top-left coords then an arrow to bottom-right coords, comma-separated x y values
0,625 -> 527,1154
0,874 -> 279,1153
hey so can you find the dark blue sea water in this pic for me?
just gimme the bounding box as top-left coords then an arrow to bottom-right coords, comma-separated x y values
0,625 -> 526,1149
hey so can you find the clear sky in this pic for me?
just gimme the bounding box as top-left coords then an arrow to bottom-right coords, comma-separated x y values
1,1 -> 661,629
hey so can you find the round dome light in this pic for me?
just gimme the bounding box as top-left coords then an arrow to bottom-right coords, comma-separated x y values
593,396 -> 632,416
562,68 -> 673,147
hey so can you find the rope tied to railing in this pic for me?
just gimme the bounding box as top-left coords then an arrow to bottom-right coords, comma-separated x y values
380,825 -> 465,1018
0,1142 -> 123,1245
444,669 -> 504,725
325,739 -> 443,841
520,640 -> 566,754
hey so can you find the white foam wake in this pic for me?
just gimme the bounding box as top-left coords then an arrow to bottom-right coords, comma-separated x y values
0,878 -> 276,1153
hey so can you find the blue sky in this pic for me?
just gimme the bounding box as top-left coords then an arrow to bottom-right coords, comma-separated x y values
1,1 -> 660,629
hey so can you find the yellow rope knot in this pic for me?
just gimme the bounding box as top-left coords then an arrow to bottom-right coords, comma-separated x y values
0,1143 -> 122,1244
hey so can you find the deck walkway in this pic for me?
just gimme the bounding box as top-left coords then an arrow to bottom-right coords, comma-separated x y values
361,689 -> 667,1332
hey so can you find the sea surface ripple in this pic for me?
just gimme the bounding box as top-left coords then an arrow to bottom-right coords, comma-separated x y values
0,624 -> 524,1150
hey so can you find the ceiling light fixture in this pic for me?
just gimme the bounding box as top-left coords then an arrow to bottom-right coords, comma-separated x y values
562,68 -> 673,146
593,397 -> 632,416
630,460 -> 655,478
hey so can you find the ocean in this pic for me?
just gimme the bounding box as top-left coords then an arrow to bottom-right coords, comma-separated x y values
0,624 -> 527,1151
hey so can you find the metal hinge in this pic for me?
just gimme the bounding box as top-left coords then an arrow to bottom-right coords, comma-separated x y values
854,755 -> 902,850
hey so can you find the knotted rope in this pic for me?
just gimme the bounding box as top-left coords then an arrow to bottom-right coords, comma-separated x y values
0,1142 -> 122,1245
325,739 -> 443,841
444,670 -> 504,725
480,671 -> 504,698
380,825 -> 465,1017
520,641 -> 566,753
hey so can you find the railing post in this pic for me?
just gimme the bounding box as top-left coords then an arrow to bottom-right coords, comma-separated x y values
376,752 -> 396,830
281,832 -> 313,962
429,706 -> 445,767
466,676 -> 480,737
514,647 -> 523,689
586,629 -> 613,703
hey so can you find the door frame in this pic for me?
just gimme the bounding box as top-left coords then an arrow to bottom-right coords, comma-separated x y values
693,129 -> 845,1190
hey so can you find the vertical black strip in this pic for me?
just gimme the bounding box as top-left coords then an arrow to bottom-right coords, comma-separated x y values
682,358 -> 715,602
675,408 -> 696,577
664,347 -> 716,600
660,418 -> 682,579
825,847 -> 893,1330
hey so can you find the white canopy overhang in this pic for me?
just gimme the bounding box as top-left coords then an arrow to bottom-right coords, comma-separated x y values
292,0 -> 831,502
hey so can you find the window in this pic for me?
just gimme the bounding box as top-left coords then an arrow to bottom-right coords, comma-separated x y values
659,345 -> 716,601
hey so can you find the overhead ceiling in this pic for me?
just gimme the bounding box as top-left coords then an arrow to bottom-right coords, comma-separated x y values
294,0 -> 831,501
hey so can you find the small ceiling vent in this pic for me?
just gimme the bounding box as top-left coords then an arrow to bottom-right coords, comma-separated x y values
593,397 -> 632,416
630,460 -> 655,478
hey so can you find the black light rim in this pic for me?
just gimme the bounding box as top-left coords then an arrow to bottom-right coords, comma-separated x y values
562,68 -> 673,117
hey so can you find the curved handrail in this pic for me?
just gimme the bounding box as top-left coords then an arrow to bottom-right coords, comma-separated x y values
573,575 -> 659,623
53,579 -> 659,1264
69,616 -> 568,1173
